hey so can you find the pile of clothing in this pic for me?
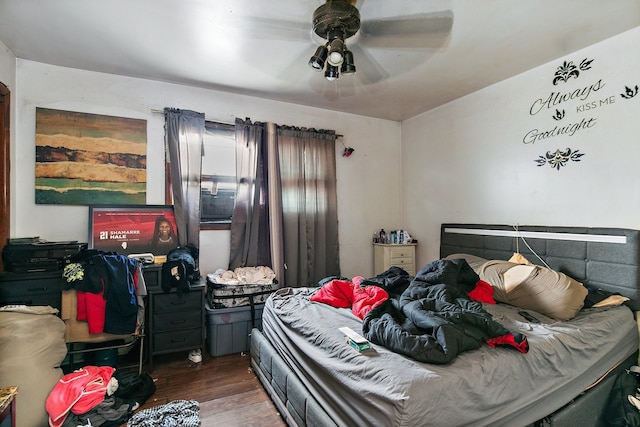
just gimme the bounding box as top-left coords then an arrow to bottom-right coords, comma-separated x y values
127,400 -> 201,427
63,249 -> 146,335
312,259 -> 528,364
208,266 -> 276,286
206,266 -> 279,308
46,366 -> 155,427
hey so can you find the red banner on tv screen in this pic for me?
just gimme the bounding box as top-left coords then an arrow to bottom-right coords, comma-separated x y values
90,206 -> 178,256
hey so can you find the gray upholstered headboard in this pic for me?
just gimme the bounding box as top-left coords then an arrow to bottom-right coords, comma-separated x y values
440,224 -> 640,303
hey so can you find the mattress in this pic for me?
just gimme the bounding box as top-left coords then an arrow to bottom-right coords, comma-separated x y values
262,287 -> 638,427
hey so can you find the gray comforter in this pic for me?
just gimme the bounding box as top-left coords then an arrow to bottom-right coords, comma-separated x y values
362,259 -> 528,363
262,287 -> 638,426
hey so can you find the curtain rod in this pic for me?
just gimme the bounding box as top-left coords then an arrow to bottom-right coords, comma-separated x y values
150,108 -> 233,128
151,108 -> 342,138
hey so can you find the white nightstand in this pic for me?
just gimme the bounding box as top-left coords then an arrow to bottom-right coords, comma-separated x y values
373,243 -> 417,276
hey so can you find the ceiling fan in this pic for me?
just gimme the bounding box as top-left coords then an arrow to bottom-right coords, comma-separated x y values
307,0 -> 454,81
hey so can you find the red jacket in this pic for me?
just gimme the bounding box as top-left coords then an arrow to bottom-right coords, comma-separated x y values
46,365 -> 115,427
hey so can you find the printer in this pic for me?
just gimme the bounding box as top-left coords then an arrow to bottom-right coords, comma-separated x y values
2,240 -> 87,273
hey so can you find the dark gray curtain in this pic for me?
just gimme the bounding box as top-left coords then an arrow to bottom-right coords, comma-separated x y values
276,126 -> 340,287
266,123 -> 285,285
164,108 -> 204,250
228,118 -> 271,269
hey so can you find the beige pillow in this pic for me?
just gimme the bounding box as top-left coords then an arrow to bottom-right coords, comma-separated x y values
502,264 -> 536,293
592,295 -> 629,308
444,253 -> 488,272
508,252 -> 532,265
476,260 -> 517,303
477,260 -> 588,321
500,265 -> 588,321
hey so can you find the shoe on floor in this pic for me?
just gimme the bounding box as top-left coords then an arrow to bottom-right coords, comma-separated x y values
188,349 -> 202,363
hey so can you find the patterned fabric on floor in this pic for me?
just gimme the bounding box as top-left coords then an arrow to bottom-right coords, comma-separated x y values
126,399 -> 200,427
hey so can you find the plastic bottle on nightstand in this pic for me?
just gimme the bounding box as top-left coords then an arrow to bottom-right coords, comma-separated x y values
379,229 -> 386,244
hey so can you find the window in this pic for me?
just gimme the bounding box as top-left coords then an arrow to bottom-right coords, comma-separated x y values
200,122 -> 236,229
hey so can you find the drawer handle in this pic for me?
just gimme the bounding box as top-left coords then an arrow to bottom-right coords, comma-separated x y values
171,337 -> 187,344
171,319 -> 186,325
27,287 -> 47,291
170,300 -> 187,306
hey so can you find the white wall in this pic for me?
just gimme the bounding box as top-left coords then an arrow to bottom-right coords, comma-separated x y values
10,61 -> 402,278
402,27 -> 640,268
0,41 -> 15,92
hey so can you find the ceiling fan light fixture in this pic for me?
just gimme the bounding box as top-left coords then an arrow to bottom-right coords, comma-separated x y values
325,64 -> 339,81
308,45 -> 328,71
327,37 -> 345,66
341,49 -> 356,75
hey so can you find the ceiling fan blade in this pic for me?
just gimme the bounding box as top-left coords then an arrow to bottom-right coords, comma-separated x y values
349,44 -> 388,85
357,11 -> 453,49
360,10 -> 453,37
225,15 -> 311,42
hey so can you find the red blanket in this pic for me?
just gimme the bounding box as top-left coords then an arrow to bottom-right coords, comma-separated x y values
311,276 -> 496,319
310,276 -> 389,319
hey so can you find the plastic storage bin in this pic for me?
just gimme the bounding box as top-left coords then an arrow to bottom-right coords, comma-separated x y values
205,302 -> 264,357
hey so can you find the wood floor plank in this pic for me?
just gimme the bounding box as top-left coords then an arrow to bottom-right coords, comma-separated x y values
130,351 -> 286,426
200,400 -> 285,426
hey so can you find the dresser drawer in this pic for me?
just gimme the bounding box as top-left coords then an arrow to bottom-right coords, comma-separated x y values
153,310 -> 202,333
388,247 -> 414,259
373,243 -> 417,276
153,291 -> 202,313
142,265 -> 162,293
0,272 -> 66,310
389,258 -> 413,268
152,328 -> 203,352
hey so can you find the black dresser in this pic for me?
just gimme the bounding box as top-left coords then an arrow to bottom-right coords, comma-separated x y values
143,265 -> 205,371
0,270 -> 66,309
0,265 -> 205,372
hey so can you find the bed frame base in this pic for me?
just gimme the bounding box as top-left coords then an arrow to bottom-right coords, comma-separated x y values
534,351 -> 637,426
251,328 -> 636,427
250,224 -> 640,426
250,328 -> 338,427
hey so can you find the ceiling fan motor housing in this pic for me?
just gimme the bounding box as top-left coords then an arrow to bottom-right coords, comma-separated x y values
312,0 -> 361,40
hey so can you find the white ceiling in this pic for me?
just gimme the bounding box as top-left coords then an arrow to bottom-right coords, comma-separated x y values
0,0 -> 639,122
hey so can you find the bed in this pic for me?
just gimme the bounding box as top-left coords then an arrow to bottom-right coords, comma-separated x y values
250,224 -> 640,426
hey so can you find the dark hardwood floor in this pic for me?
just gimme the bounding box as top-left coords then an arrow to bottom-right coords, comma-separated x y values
130,350 -> 286,426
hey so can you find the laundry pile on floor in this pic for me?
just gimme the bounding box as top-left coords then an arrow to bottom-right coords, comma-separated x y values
126,399 -> 201,427
46,366 -> 155,427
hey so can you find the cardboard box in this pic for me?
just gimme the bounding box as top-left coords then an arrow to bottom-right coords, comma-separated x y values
205,302 -> 264,357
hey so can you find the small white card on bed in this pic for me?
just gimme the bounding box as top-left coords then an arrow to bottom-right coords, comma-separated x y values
339,327 -> 371,352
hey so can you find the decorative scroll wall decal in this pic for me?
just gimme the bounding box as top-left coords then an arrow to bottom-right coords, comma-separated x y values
528,55 -> 631,171
552,109 -> 565,121
535,148 -> 585,170
526,57 -> 601,170
621,85 -> 638,99
552,58 -> 593,85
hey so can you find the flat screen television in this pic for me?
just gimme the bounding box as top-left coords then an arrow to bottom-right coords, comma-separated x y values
88,204 -> 179,256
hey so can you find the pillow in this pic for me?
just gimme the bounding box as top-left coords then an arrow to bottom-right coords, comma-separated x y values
444,253 -> 488,272
478,260 -> 588,321
508,252 -> 532,265
592,295 -> 629,308
502,264 -> 536,293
